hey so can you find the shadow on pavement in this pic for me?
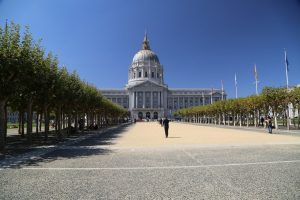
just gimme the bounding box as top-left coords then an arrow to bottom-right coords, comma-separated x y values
70,124 -> 132,146
1,124 -> 132,168
19,148 -> 113,168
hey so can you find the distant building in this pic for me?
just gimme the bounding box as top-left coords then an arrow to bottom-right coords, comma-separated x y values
101,33 -> 226,119
7,109 -> 19,123
6,109 -> 37,124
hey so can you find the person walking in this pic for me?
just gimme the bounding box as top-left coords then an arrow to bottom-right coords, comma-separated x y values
266,116 -> 273,134
260,117 -> 264,127
163,117 -> 170,138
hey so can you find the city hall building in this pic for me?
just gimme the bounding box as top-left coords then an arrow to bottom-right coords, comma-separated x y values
101,34 -> 226,120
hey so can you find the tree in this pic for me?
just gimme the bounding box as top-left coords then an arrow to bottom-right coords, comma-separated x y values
261,87 -> 288,129
0,22 -> 21,150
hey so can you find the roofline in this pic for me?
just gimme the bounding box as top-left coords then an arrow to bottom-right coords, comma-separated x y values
169,88 -> 223,91
99,88 -> 126,91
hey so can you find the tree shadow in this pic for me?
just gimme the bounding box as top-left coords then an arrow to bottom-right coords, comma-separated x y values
1,124 -> 132,168
70,124 -> 132,146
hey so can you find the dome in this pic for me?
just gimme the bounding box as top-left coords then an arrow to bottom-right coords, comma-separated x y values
132,49 -> 160,64
131,32 -> 160,64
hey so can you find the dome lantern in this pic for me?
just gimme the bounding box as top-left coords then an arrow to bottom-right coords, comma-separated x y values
142,32 -> 151,50
132,34 -> 160,64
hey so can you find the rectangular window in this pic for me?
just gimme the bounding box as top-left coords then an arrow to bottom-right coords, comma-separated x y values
145,71 -> 148,77
138,71 -> 141,78
151,72 -> 154,78
133,73 -> 136,78
157,73 -> 159,78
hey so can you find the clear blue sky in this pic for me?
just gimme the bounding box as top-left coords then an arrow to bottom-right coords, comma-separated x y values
1,0 -> 299,98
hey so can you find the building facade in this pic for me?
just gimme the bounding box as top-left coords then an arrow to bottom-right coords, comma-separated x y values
101,34 -> 226,119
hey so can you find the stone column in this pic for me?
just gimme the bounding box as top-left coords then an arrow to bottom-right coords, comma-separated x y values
133,92 -> 135,108
143,92 -> 145,108
151,91 -> 153,109
161,91 -> 164,108
157,91 -> 161,108
135,92 -> 137,108
172,97 -> 175,111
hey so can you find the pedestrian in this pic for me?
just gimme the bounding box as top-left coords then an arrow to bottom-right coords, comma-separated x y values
260,117 -> 264,126
159,118 -> 163,126
266,116 -> 273,134
163,117 -> 170,138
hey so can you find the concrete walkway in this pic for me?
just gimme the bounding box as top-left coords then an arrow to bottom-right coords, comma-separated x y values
114,122 -> 300,148
1,122 -> 300,200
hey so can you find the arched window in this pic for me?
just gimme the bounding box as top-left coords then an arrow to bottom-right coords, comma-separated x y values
146,112 -> 150,119
138,112 -> 143,119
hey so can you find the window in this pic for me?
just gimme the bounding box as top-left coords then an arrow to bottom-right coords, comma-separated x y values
151,72 -> 154,78
157,73 -> 159,78
133,73 -> 136,78
138,71 -> 141,78
145,71 -> 148,77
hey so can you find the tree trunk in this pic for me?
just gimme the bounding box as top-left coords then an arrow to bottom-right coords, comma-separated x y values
36,112 -> 39,134
26,100 -> 33,144
227,114 -> 230,126
36,112 -> 41,143
239,113 -> 242,127
21,112 -> 25,137
274,111 -> 278,129
75,112 -> 78,133
44,105 -> 49,141
68,113 -> 72,135
0,100 -> 7,151
233,113 -> 236,126
286,105 -> 290,130
39,111 -> 42,132
4,103 -> 7,143
246,114 -> 249,127
62,112 -> 64,129
18,111 -> 22,134
55,111 -> 58,135
57,106 -> 62,140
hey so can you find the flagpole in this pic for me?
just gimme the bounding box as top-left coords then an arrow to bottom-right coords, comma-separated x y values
221,80 -> 224,100
284,49 -> 290,129
284,49 -> 289,89
211,88 -> 213,104
254,64 -> 258,96
235,73 -> 237,99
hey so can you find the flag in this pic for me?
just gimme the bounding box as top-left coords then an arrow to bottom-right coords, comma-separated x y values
285,49 -> 289,72
254,64 -> 258,81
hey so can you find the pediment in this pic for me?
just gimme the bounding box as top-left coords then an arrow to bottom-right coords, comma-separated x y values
127,80 -> 167,90
213,91 -> 222,96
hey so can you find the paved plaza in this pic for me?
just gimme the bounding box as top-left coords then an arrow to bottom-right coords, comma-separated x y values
1,122 -> 300,199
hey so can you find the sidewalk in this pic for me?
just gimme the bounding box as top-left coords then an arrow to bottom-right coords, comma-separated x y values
113,122 -> 300,148
177,121 -> 300,136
